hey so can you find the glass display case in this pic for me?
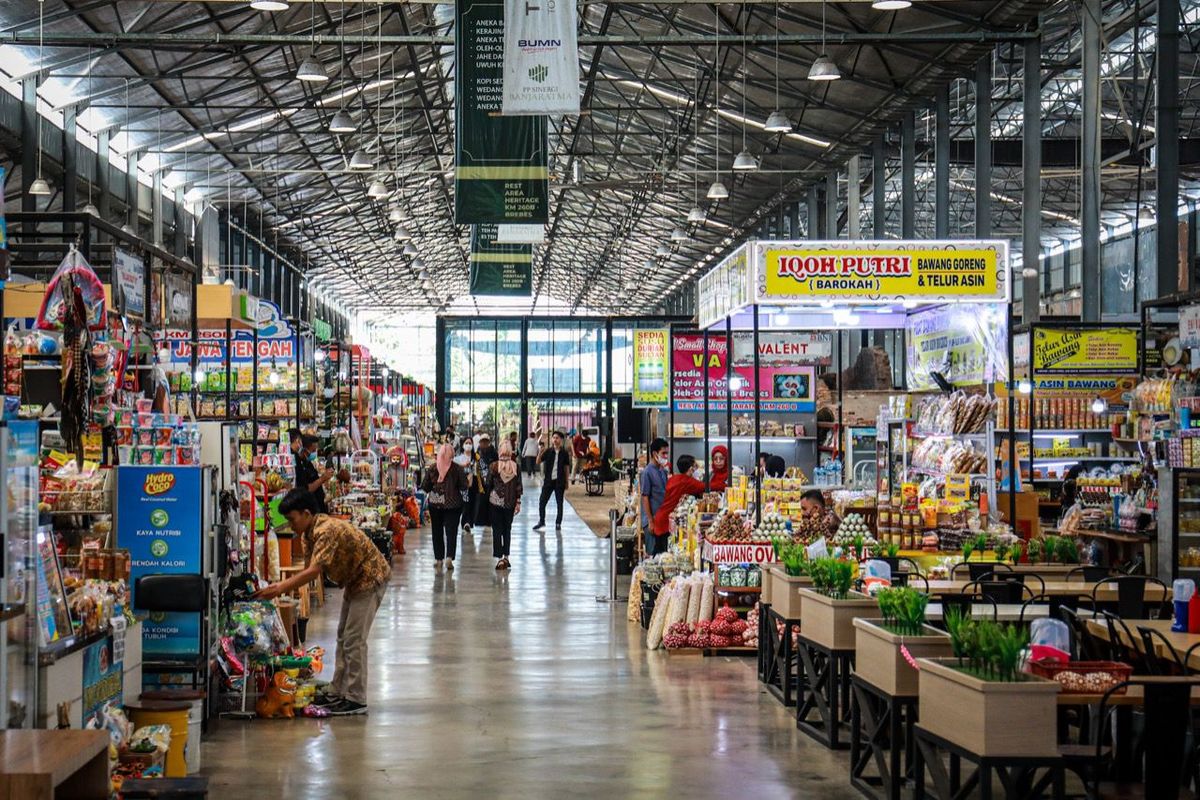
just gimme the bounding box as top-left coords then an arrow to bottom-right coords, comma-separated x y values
1166,468 -> 1200,581
845,426 -> 877,488
2,419 -> 40,728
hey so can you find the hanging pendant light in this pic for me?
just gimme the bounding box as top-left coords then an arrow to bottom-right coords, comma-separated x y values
121,223 -> 135,236
394,223 -> 411,241
417,267 -> 430,281
808,1 -> 841,81
29,177 -> 51,196
808,54 -> 841,81
707,180 -> 730,200
29,2 -> 51,199
367,178 -> 389,199
871,0 -> 912,8
412,257 -> 427,272
687,206 -> 706,223
643,259 -> 656,270
349,150 -> 374,170
329,110 -> 355,133
764,109 -> 792,133
732,149 -> 759,171
387,206 -> 403,223
402,242 -> 419,257
671,226 -> 688,242
296,53 -> 328,83
251,0 -> 290,11
83,202 -> 100,216
655,243 -> 671,257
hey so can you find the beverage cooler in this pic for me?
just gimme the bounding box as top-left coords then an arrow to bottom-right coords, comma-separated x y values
845,426 -> 877,488
1159,467 -> 1200,581
1,420 -> 40,728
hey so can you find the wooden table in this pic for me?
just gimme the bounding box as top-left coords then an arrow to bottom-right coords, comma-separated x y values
926,579 -> 1169,602
1086,617 -> 1200,670
926,603 -> 1049,623
0,729 -> 110,800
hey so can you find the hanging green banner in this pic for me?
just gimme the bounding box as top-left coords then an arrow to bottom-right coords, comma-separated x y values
469,224 -> 532,296
454,0 -> 549,224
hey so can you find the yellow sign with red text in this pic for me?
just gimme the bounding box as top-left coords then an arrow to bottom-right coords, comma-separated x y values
760,243 -> 1006,303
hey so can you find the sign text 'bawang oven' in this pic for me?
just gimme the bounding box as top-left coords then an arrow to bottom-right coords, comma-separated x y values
759,242 -> 1007,303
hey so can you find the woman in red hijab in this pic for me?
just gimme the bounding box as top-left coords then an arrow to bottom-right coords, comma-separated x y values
708,444 -> 730,492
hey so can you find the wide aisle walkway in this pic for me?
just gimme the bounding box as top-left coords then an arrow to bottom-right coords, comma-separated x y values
202,480 -> 857,798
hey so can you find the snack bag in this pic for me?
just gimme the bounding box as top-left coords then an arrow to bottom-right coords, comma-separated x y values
35,249 -> 106,331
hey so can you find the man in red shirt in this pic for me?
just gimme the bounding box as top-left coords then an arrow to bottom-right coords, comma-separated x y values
650,454 -> 707,551
570,429 -> 589,483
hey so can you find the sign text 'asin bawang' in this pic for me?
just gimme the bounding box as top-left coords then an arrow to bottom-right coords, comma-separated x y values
759,242 -> 1007,303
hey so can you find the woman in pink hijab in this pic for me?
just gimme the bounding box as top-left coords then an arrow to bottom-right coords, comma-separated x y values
421,443 -> 468,570
486,441 -> 523,570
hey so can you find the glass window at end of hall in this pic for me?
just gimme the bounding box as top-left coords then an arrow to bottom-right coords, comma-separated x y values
446,319 -> 507,393
527,321 -> 606,394
611,324 -> 634,394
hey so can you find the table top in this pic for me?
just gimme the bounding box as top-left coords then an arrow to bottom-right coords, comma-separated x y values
0,730 -> 108,783
1086,617 -> 1200,668
925,579 -> 1170,601
926,603 -> 1049,623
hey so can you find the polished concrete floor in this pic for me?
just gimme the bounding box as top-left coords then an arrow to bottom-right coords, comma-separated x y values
201,481 -> 860,798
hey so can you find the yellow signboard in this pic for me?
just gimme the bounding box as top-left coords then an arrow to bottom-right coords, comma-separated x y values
632,328 -> 670,408
759,242 -> 1007,303
1032,328 -> 1138,373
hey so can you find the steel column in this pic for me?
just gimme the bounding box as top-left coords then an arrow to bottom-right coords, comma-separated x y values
97,128 -> 111,221
901,111 -> 916,239
1081,0 -> 1102,321
826,171 -> 839,239
975,57 -> 992,238
152,169 -> 163,245
174,187 -> 187,256
873,136 -> 886,238
1158,0 -> 1181,295
20,78 -> 37,211
807,185 -> 821,239
788,202 -> 801,238
126,150 -> 139,232
936,86 -> 950,238
847,156 -> 861,239
62,105 -> 78,212
1023,36 -> 1042,322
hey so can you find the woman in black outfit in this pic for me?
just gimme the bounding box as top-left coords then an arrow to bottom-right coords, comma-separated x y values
486,441 -> 523,570
422,443 -> 469,571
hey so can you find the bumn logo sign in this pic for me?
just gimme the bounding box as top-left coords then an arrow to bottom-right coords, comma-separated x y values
528,64 -> 548,83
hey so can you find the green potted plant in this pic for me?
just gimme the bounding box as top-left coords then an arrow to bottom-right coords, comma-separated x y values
1025,537 -> 1043,565
1008,541 -> 1023,565
767,538 -> 811,619
1041,535 -> 1059,564
855,586 -> 951,697
918,611 -> 1060,757
1056,536 -> 1080,564
798,557 -> 875,650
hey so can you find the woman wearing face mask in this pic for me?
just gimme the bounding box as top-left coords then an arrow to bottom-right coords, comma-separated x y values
486,441 -> 523,570
454,439 -> 482,533
708,444 -> 730,492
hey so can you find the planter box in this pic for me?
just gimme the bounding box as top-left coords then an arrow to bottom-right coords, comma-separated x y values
853,619 -> 952,698
768,570 -> 811,619
798,589 -> 876,651
917,657 -> 1061,758
761,566 -> 774,607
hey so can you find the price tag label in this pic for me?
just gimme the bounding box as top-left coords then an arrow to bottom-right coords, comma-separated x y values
945,474 -> 971,503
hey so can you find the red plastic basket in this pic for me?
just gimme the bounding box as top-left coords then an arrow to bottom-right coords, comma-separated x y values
1028,659 -> 1133,694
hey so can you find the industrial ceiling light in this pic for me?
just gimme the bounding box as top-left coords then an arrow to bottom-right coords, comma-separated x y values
643,259 -> 655,270
417,268 -> 430,281
807,1 -> 841,81
29,177 -> 51,196
871,0 -> 912,9
296,53 -> 329,83
403,242 -> 418,256
367,178 -> 389,199
250,0 -> 290,11
732,149 -> 759,171
655,243 -> 671,257
764,109 -> 792,133
808,53 -> 841,81
329,110 -> 355,133
29,1 -> 50,199
82,202 -> 100,216
671,226 -> 688,242
349,150 -> 374,170
121,224 -> 135,236
707,180 -> 730,200
387,206 -> 403,223
412,257 -> 427,272
687,205 -> 706,224
394,223 -> 411,241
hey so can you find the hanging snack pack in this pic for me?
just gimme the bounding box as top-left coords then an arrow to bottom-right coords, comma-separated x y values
35,249 -> 106,331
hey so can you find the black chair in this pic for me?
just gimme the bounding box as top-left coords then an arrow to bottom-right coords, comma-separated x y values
1090,575 -> 1171,621
1060,605 -> 1105,661
940,591 -> 998,622
1018,594 -> 1053,626
134,573 -> 209,689
965,577 -> 1034,605
1089,677 -> 1200,800
1066,565 -> 1112,583
1100,610 -> 1158,674
1139,626 -> 1200,676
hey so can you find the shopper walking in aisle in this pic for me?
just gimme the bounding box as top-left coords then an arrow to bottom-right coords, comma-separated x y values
255,489 -> 390,716
570,429 -> 589,483
533,430 -> 570,531
475,434 -> 499,532
487,441 -> 523,569
650,454 -> 707,554
708,444 -> 730,492
422,443 -> 469,570
521,431 -> 541,477
640,438 -> 670,555
455,438 -> 481,533
507,431 -> 520,458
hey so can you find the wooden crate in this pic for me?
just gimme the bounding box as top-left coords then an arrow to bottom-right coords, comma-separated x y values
769,571 -> 812,619
917,657 -> 1060,757
798,589 -> 876,651
853,619 -> 952,698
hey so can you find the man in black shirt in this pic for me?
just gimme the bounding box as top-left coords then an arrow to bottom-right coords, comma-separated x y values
291,430 -> 332,514
533,430 -> 570,531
